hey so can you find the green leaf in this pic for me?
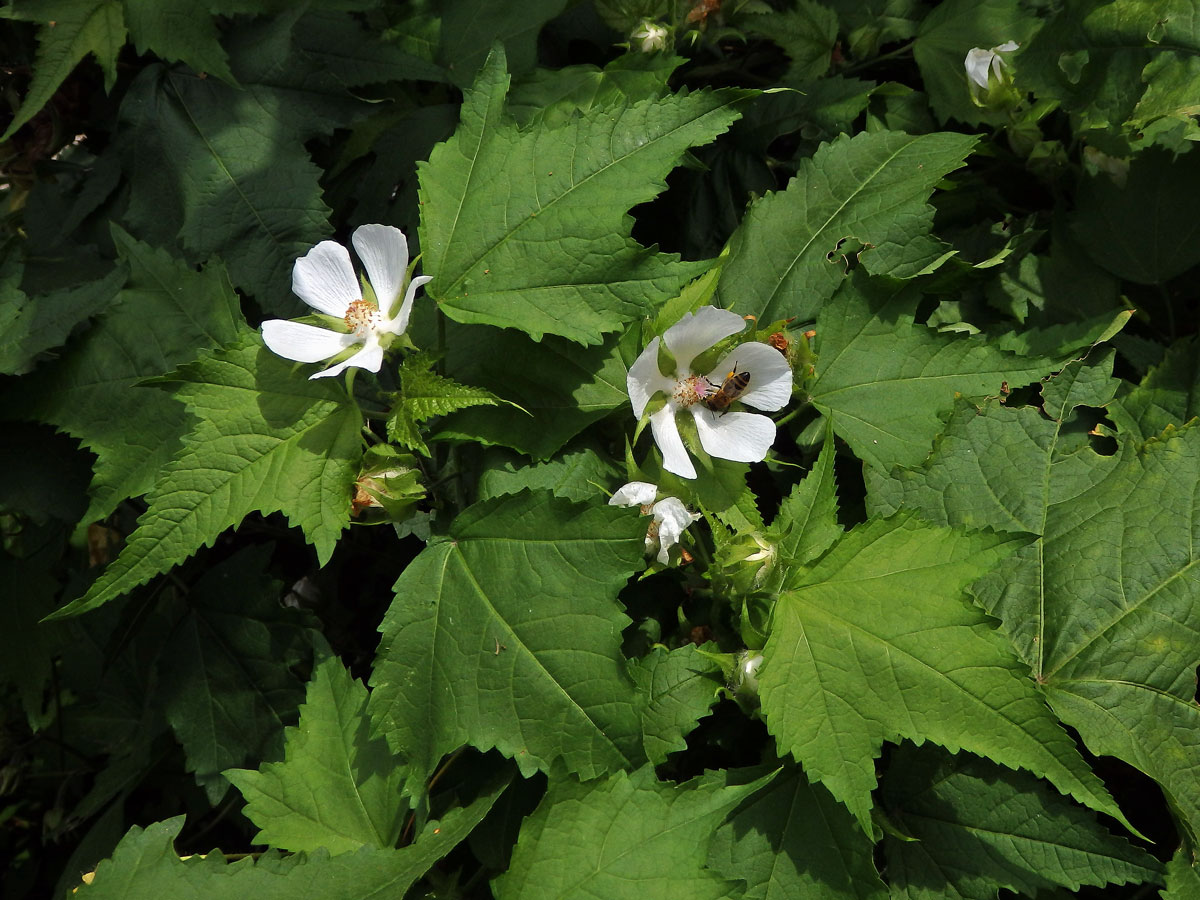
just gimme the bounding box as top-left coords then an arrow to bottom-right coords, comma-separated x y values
759,514 -> 1128,834
913,0 -> 1041,126
122,0 -> 235,84
386,353 -> 506,455
744,1 -> 838,84
628,644 -> 722,765
506,52 -> 682,126
161,546 -> 315,803
493,766 -> 773,900
0,555 -> 63,729
1,0 -> 126,141
476,446 -> 621,504
52,330 -> 362,619
435,0 -> 571,86
868,352 -> 1200,843
433,324 -> 631,459
17,229 -> 241,523
0,253 -> 119,376
882,744 -> 1162,899
368,490 -> 648,791
226,655 -> 408,855
768,427 -> 842,587
1164,845 -> 1200,900
119,18 -> 361,313
1070,149 -> 1200,284
718,130 -> 977,324
808,273 -> 1063,470
707,765 -> 887,900
76,786 -> 503,899
418,47 -> 748,344
1109,335 -> 1200,444
293,8 -> 450,85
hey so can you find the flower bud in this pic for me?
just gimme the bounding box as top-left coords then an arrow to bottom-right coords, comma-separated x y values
964,42 -> 1021,111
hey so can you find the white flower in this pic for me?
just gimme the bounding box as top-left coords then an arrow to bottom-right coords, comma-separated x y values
609,481 -> 699,565
735,651 -> 763,698
261,224 -> 432,379
627,306 -> 792,479
964,41 -> 1019,105
631,19 -> 670,53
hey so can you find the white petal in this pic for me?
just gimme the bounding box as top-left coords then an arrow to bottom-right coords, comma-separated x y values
964,48 -> 995,89
663,306 -> 747,372
652,497 -> 698,563
706,342 -> 793,412
609,481 -> 658,507
292,240 -> 361,317
693,409 -> 776,463
384,274 -> 432,335
650,405 -> 695,479
353,224 -> 409,311
994,40 -> 1019,52
262,320 -> 357,363
310,341 -> 385,379
627,337 -> 675,418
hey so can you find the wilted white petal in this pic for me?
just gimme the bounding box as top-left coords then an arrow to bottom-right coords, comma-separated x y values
650,405 -> 696,479
652,497 -> 698,564
609,481 -> 658,507
706,342 -> 793,412
964,47 -> 995,89
693,409 -> 776,463
353,224 -> 409,313
386,274 -> 433,335
310,340 -> 385,379
628,337 -> 676,418
292,240 -> 360,317
262,319 -> 357,363
663,307 -> 747,373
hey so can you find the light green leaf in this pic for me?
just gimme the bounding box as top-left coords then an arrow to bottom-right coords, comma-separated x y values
368,490 -> 648,790
759,514 -> 1128,834
161,546 -> 315,803
122,0 -> 235,84
507,52 -> 681,126
1070,150 -> 1200,285
1,0 -> 126,141
434,324 -> 631,459
809,273 -> 1062,470
883,744 -> 1162,899
868,352 -> 1200,843
17,228 -> 240,523
718,130 -> 977,324
493,766 -> 773,900
1164,845 -> 1200,900
913,0 -> 1041,126
52,330 -> 362,619
418,47 -> 748,344
707,765 -> 887,900
226,655 -> 408,855
386,353 -> 506,455
629,644 -> 722,765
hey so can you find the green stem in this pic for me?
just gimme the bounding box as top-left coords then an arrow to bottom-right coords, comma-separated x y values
841,40 -> 914,76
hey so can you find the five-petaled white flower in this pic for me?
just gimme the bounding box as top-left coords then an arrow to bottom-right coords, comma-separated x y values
609,481 -> 699,565
631,19 -> 670,53
627,306 -> 792,479
964,41 -> 1019,105
261,224 -> 432,379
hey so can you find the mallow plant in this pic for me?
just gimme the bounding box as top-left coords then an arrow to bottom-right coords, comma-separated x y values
1,2 -> 1198,898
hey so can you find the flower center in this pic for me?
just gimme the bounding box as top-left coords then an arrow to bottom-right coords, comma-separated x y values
673,374 -> 708,408
344,299 -> 381,336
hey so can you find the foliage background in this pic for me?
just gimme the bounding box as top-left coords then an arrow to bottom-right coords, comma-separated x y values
1,0 -> 1198,897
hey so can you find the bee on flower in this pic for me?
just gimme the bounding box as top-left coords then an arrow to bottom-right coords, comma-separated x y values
261,224 -> 431,379
627,306 -> 793,479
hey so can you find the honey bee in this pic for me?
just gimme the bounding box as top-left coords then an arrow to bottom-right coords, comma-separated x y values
704,364 -> 751,415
